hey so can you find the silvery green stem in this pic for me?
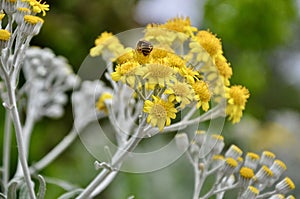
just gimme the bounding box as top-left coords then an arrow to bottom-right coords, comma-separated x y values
14,110 -> 36,177
77,119 -> 146,199
193,160 -> 201,199
5,78 -> 36,199
2,110 -> 12,195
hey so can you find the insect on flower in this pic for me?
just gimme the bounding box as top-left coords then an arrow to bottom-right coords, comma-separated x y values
136,40 -> 153,56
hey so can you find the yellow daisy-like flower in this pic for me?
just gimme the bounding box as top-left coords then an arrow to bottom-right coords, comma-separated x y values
0,29 -> 11,41
145,26 -> 177,46
111,61 -> 140,87
165,53 -> 186,69
150,48 -> 169,60
226,85 -> 250,123
90,31 -> 125,58
135,63 -> 177,88
27,0 -> 50,16
214,54 -> 232,86
115,50 -> 134,64
96,92 -> 113,113
196,30 -> 223,58
143,96 -> 177,131
165,81 -> 195,109
179,66 -> 201,84
192,80 -> 211,111
162,16 -> 197,38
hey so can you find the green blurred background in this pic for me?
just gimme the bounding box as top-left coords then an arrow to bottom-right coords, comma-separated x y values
1,0 -> 300,198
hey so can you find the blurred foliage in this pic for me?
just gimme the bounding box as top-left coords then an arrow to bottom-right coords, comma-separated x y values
1,0 -> 299,198
203,0 -> 298,120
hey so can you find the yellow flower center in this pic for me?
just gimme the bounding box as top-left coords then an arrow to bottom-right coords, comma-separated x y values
262,165 -> 273,177
0,30 -> 11,41
274,160 -> 287,170
18,7 -> 31,13
147,64 -> 174,79
240,167 -> 254,179
284,177 -> 295,190
151,104 -> 167,118
172,82 -> 190,97
248,186 -> 259,195
247,152 -> 260,160
24,15 -> 44,24
226,157 -> 238,168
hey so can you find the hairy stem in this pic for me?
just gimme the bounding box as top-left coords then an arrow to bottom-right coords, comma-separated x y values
5,79 -> 36,199
2,111 -> 12,195
76,119 -> 146,199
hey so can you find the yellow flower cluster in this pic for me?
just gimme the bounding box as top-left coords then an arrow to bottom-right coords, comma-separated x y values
91,17 -> 250,130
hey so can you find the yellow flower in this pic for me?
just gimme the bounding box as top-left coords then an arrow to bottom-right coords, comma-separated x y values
135,63 -> 177,88
27,0 -> 50,16
111,61 -> 140,87
0,29 -> 11,41
192,80 -> 211,111
150,48 -> 169,60
165,81 -> 195,109
165,53 -> 186,69
162,16 -> 197,38
226,85 -> 250,123
115,50 -> 135,64
90,31 -> 125,59
145,17 -> 197,45
179,66 -> 201,84
143,96 -> 177,131
96,93 -> 113,113
195,30 -> 223,58
214,54 -> 232,86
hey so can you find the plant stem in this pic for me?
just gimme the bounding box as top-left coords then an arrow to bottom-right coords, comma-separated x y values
76,119 -> 146,199
5,79 -> 36,199
2,110 -> 12,195
193,160 -> 201,199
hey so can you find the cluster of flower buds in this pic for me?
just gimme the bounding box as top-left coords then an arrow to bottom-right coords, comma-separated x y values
175,131 -> 295,199
0,0 -> 50,96
22,47 -> 79,120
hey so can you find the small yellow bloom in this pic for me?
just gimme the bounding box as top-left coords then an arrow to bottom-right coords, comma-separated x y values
192,80 -> 211,111
24,15 -> 44,24
214,54 -> 232,86
143,96 -> 177,131
162,16 -> 197,38
111,61 -> 140,87
196,30 -> 223,58
136,63 -> 177,88
165,81 -> 195,109
0,29 -> 11,41
96,93 -> 113,113
180,66 -> 201,84
226,85 -> 250,123
27,0 -> 49,16
90,31 -> 125,58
